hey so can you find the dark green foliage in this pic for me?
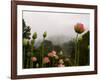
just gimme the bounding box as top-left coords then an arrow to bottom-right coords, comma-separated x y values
53,45 -> 62,53
23,19 -> 31,39
38,40 -> 53,55
22,19 -> 31,68
62,41 -> 75,57
23,42 -> 31,68
79,31 -> 90,65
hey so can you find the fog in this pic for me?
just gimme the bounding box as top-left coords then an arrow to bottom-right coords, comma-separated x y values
23,11 -> 90,45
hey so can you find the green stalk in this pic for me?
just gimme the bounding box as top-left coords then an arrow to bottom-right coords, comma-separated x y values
23,46 -> 25,68
30,52 -> 33,68
26,57 -> 29,68
52,58 -> 54,67
77,38 -> 80,66
41,38 -> 45,67
75,34 -> 78,66
69,60 -> 73,66
30,39 -> 35,68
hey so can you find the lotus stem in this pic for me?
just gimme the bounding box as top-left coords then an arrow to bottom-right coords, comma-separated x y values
75,34 -> 78,66
30,39 -> 35,68
23,46 -> 26,68
77,38 -> 80,66
41,42 -> 43,67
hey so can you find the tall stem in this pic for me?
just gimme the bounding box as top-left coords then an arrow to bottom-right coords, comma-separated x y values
52,58 -> 54,67
23,46 -> 25,68
30,39 -> 35,68
75,34 -> 78,66
42,38 -> 45,67
26,57 -> 29,68
77,38 -> 80,66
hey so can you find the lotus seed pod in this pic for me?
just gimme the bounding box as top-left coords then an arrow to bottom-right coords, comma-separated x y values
36,63 -> 39,68
32,32 -> 37,39
43,31 -> 47,38
59,51 -> 63,55
23,38 -> 29,46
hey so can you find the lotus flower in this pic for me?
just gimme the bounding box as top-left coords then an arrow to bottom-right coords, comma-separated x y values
74,23 -> 85,34
48,50 -> 57,57
31,56 -> 37,62
74,23 -> 85,66
52,50 -> 56,56
48,52 -> 54,57
43,57 -> 50,63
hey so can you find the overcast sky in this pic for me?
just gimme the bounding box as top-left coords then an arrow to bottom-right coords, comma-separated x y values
23,11 -> 90,45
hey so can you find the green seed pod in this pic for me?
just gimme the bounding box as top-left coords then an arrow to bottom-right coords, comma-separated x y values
59,51 -> 63,55
32,32 -> 37,39
43,31 -> 47,38
36,63 -> 39,68
23,38 -> 29,46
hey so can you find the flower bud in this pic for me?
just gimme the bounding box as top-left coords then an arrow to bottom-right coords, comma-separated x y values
23,38 -> 29,46
43,57 -> 50,64
74,23 -> 85,34
31,56 -> 37,62
52,50 -> 56,55
36,63 -> 39,68
43,31 -> 47,38
59,51 -> 63,55
48,52 -> 54,57
32,32 -> 37,39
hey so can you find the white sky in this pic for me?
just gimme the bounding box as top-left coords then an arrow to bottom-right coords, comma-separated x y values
23,11 -> 90,45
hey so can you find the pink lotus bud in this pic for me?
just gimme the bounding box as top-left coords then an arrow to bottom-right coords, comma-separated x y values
48,50 -> 57,57
52,50 -> 56,55
48,52 -> 54,57
31,56 -> 37,62
58,64 -> 65,67
43,57 -> 50,63
74,23 -> 85,34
